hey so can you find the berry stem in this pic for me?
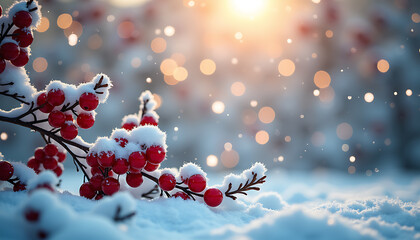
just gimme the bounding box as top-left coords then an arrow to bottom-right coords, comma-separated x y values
0,90 -> 30,105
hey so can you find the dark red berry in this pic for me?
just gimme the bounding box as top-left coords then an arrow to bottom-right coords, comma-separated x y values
60,122 -> 78,140
0,161 -> 14,181
12,29 -> 33,47
128,151 -> 146,170
44,143 -> 58,156
77,112 -> 95,129
188,174 -> 206,193
144,162 -> 159,172
0,58 -> 5,74
10,48 -> 29,67
86,152 -> 99,167
0,42 -> 20,60
13,11 -> 32,28
36,93 -> 54,113
140,116 -> 158,126
27,157 -> 40,170
34,147 -> 46,161
126,172 -> 143,188
34,183 -> 54,193
64,112 -> 73,122
114,138 -> 128,148
56,151 -> 66,162
25,209 -> 39,222
101,177 -> 120,195
112,158 -> 129,175
146,145 -> 166,164
129,166 -> 140,173
97,151 -> 115,168
0,6 -> 2,17
53,165 -> 63,177
43,156 -> 58,170
47,89 -> 65,106
89,174 -> 104,191
79,182 -> 96,199
158,173 -> 176,191
172,192 -> 190,200
95,193 -> 104,200
122,122 -> 137,131
204,188 -> 223,207
13,181 -> 26,192
48,110 -> 66,128
79,92 -> 99,111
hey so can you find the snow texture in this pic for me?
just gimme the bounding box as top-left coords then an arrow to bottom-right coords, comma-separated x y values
27,171 -> 58,191
7,0 -> 42,28
179,162 -> 207,179
122,114 -> 140,125
10,162 -> 37,184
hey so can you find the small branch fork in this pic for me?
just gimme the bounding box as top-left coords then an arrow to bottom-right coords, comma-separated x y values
113,206 -> 136,222
225,172 -> 266,200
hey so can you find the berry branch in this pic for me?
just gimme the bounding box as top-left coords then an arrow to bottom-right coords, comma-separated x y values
142,185 -> 159,199
224,172 -> 266,200
0,90 -> 30,105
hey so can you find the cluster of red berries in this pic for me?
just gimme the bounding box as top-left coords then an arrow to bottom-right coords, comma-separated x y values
80,143 -> 166,199
0,8 -> 34,74
36,90 -> 99,140
27,143 -> 66,177
0,160 -> 26,191
121,114 -> 158,131
159,173 -> 223,207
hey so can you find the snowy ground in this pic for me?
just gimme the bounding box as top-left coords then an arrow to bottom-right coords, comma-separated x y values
0,169 -> 419,240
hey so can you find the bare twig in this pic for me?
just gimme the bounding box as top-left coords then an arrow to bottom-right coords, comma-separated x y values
224,172 -> 266,200
113,206 -> 136,222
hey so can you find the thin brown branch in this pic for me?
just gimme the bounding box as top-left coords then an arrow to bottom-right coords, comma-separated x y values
225,172 -> 266,200
0,91 -> 30,105
113,206 -> 136,222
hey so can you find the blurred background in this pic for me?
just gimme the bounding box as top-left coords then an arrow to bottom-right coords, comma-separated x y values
1,0 -> 419,176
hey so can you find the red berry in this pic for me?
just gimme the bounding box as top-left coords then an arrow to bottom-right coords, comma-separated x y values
146,145 -> 166,164
79,182 -> 96,199
48,110 -> 66,128
77,112 -> 95,129
34,183 -> 54,193
0,42 -> 20,60
25,209 -> 39,222
95,193 -> 104,200
129,166 -> 141,173
44,143 -> 58,157
60,122 -> 78,140
204,188 -> 223,207
144,162 -> 159,172
0,58 -> 5,74
86,152 -> 99,167
122,122 -> 137,131
27,157 -> 40,170
10,48 -> 29,67
0,161 -> 14,181
56,151 -> 66,162
0,6 -> 2,17
97,151 -> 115,168
53,165 -> 63,177
13,11 -> 32,28
89,174 -> 104,191
47,89 -> 65,106
128,151 -> 146,170
43,156 -> 58,170
79,92 -> 99,111
34,147 -> 45,161
140,116 -> 158,126
158,173 -> 176,191
112,158 -> 129,175
188,174 -> 206,193
126,172 -> 143,188
36,93 -> 54,113
114,138 -> 128,148
64,112 -> 73,122
13,181 -> 26,192
172,192 -> 190,200
12,29 -> 33,47
101,177 -> 120,195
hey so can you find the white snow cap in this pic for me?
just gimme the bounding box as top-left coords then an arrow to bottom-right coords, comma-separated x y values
92,192 -> 136,225
89,137 -> 118,154
129,125 -> 167,150
122,114 -> 140,125
27,171 -> 58,191
219,162 -> 266,194
159,167 -> 179,177
11,162 -> 37,184
179,162 -> 207,180
7,0 -> 42,28
111,128 -> 130,140
92,74 -> 112,103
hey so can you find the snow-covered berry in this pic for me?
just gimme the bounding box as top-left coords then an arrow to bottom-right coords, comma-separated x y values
86,152 -> 99,167
44,144 -> 58,157
101,177 -> 120,195
79,92 -> 99,111
60,122 -> 78,140
27,157 -> 40,170
122,122 -> 137,131
13,11 -> 32,28
140,116 -> 158,126
188,174 -> 206,193
97,151 -> 116,168
112,158 -> 129,175
203,188 -> 223,207
146,145 -> 166,164
172,192 -> 190,200
47,89 -> 65,106
128,151 -> 146,170
0,161 -> 14,181
36,93 -> 54,113
53,165 -> 63,177
158,173 -> 176,191
43,156 -> 58,170
144,162 -> 159,172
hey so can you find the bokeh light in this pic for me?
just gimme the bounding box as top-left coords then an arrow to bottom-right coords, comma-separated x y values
364,92 -> 374,103
212,101 -> 225,114
258,107 -> 275,124
36,17 -> 49,32
221,149 -> 239,168
278,59 -> 295,77
377,59 -> 389,73
173,67 -> 188,81
33,57 -> 48,73
206,155 -> 218,167
160,59 -> 178,76
314,70 -> 331,88
336,122 -> 353,140
200,59 -> 216,75
231,82 -> 246,96
57,13 -> 73,29
151,37 -> 167,53
256,130 -> 269,145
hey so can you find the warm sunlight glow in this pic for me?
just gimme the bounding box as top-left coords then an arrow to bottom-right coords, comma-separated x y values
231,0 -> 266,16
